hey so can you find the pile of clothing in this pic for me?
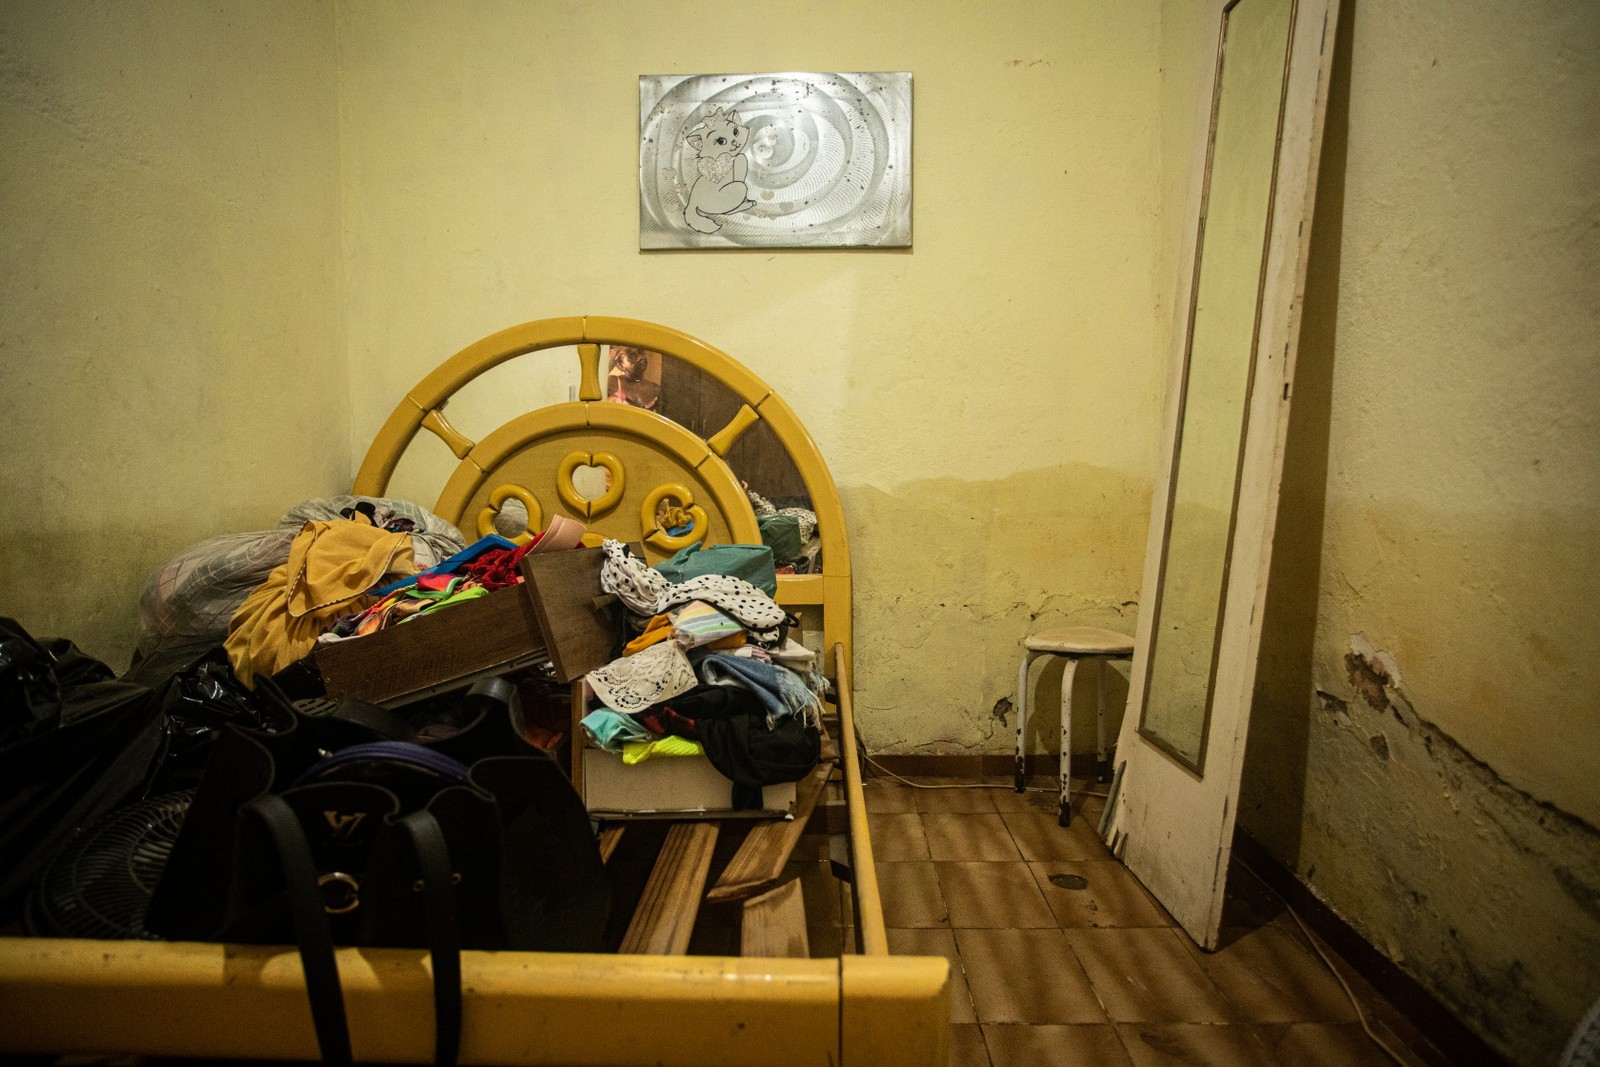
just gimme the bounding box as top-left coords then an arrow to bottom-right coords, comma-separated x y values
222,512 -> 590,689
580,541 -> 824,809
138,496 -> 468,661
320,515 -> 589,641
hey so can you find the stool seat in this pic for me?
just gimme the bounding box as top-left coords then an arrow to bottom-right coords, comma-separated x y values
1014,626 -> 1134,828
1023,627 -> 1134,657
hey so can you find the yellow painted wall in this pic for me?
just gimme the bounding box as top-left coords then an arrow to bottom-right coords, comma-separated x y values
335,0 -> 1169,756
0,1 -> 348,666
1222,3 -> 1600,1062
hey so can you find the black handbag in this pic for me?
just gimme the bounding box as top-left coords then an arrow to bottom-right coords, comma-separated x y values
147,675 -> 609,1067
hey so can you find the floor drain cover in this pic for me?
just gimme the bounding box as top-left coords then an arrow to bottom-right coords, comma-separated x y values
1049,874 -> 1090,891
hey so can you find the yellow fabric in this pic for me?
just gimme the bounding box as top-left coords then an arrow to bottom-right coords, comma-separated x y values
225,520 -> 415,687
621,735 -> 704,765
623,613 -> 675,656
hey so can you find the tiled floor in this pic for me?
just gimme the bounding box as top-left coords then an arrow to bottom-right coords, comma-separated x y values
800,774 -> 1450,1067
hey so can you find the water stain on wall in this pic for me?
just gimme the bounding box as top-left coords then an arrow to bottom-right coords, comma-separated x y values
842,462 -> 1150,757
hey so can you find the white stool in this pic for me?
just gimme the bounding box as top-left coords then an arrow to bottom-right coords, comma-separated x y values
1013,626 -> 1134,826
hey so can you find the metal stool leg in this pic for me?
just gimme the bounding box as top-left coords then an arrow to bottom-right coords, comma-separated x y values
1058,655 -> 1081,826
1095,657 -> 1110,783
1014,650 -> 1037,792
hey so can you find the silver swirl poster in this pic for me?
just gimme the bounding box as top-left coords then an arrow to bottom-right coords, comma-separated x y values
639,72 -> 912,249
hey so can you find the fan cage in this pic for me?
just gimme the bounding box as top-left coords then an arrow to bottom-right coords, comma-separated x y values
26,790 -> 192,941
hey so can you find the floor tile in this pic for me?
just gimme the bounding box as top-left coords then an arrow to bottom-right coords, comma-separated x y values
914,782 -> 1000,814
1254,1022 -> 1410,1066
937,861 -> 1056,929
955,928 -> 1107,1024
949,1023 -> 991,1067
1190,924 -> 1360,1023
1066,928 -> 1235,1024
1276,943 -> 1443,1066
868,811 -> 932,861
857,774 -> 1436,1067
1029,861 -> 1173,929
1116,1023 -> 1273,1066
989,784 -> 1061,814
982,1023 -> 1132,1067
889,926 -> 978,1024
923,813 -> 1024,861
1074,789 -> 1109,828
876,861 -> 949,928
863,777 -> 919,813
1000,810 -> 1107,862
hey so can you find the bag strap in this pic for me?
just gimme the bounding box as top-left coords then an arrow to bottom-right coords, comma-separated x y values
242,794 -> 353,1067
400,809 -> 463,1067
328,696 -> 417,740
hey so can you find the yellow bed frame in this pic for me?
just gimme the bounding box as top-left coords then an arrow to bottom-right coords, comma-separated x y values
0,317 -> 947,1065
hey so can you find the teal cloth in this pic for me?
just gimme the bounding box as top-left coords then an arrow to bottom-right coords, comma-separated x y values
652,542 -> 777,596
580,708 -> 656,752
757,514 -> 804,563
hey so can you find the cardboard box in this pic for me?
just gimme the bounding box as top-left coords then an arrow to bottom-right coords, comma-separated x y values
581,745 -> 797,819
317,546 -> 615,705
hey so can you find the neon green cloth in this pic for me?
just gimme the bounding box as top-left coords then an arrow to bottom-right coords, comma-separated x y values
621,735 -> 705,765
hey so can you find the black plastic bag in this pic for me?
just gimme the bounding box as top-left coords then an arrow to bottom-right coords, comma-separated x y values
0,618 -> 166,921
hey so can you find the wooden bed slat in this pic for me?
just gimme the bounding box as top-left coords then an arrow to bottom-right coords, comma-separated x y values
597,823 -> 625,864
741,879 -> 810,959
705,757 -> 836,904
618,822 -> 720,955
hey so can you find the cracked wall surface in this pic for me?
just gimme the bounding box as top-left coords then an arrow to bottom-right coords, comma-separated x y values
1236,2 -> 1600,1062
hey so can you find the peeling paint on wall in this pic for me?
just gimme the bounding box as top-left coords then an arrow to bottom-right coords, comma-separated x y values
1246,627 -> 1600,1065
1344,633 -> 1399,711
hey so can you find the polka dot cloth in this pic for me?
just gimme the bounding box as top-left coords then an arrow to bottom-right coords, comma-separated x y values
599,539 -> 786,645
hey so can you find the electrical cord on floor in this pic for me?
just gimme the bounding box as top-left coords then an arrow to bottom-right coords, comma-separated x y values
860,749 -> 1111,799
1232,856 -> 1412,1067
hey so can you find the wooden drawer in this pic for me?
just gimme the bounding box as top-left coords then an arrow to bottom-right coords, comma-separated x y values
316,546 -> 615,705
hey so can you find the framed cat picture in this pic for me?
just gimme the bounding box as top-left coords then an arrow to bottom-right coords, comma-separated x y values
639,71 -> 913,250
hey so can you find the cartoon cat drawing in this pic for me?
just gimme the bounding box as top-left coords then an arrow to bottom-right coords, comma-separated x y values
682,107 -> 755,234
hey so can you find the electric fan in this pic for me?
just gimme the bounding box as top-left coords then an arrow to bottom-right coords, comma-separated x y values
25,790 -> 192,940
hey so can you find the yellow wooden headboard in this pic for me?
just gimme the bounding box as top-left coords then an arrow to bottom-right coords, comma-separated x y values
350,315 -> 852,675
